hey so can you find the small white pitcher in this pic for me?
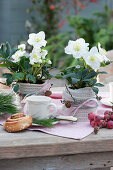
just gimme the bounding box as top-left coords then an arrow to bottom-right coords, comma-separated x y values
26,95 -> 57,120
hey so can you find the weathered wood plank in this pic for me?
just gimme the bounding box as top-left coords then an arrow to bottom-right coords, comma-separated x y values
91,168 -> 110,170
1,127 -> 113,159
0,152 -> 112,170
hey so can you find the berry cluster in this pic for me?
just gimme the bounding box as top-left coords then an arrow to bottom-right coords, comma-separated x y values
88,111 -> 113,134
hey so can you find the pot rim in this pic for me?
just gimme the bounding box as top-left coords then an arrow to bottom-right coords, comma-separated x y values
18,80 -> 48,86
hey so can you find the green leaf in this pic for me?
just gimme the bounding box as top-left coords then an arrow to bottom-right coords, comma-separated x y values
6,42 -> 11,57
9,48 -> 18,57
63,73 -> 76,79
72,78 -> 80,84
13,72 -> 24,81
84,71 -> 97,79
95,83 -> 104,87
83,79 -> 91,82
3,73 -> 13,78
6,77 -> 13,86
13,84 -> 19,93
26,74 -> 36,83
98,71 -> 107,74
92,87 -> 99,94
82,68 -> 89,78
54,74 -> 62,79
0,63 -> 8,67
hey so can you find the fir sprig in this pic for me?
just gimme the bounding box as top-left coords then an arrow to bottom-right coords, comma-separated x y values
33,118 -> 60,127
0,93 -> 18,115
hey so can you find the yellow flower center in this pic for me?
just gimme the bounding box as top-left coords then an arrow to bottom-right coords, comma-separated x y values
36,37 -> 41,42
15,53 -> 19,58
74,44 -> 81,51
33,54 -> 38,59
90,56 -> 95,62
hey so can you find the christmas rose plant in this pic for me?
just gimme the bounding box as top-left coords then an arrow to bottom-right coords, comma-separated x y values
0,31 -> 52,92
56,38 -> 110,94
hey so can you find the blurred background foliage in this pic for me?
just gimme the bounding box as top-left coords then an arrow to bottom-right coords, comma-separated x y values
0,0 -> 113,69
26,0 -> 108,68
25,0 -> 113,68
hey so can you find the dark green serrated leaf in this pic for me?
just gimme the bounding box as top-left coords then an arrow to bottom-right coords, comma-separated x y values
92,86 -> 99,94
6,42 -> 11,57
72,78 -> 80,84
84,71 -> 97,79
54,74 -> 62,79
98,71 -> 107,74
13,72 -> 24,81
63,73 -> 76,79
6,77 -> 13,86
95,83 -> 104,87
82,68 -> 89,78
13,84 -> 19,93
26,74 -> 36,83
3,73 -> 13,78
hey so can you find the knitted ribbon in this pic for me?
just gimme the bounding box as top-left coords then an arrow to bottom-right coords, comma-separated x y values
72,98 -> 98,117
63,98 -> 98,117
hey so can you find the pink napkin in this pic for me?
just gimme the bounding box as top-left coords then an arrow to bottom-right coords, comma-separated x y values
27,92 -> 112,140
0,91 -> 111,140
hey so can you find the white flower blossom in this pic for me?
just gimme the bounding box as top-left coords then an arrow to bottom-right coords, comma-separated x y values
48,60 -> 52,64
98,43 -> 109,62
29,48 -> 42,65
41,50 -> 48,59
12,50 -> 25,62
84,47 -> 101,70
18,44 -> 26,51
24,52 -> 29,58
65,38 -> 89,58
27,31 -> 47,48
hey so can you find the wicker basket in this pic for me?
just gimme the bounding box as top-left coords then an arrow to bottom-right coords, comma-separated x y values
62,87 -> 98,122
18,81 -> 48,95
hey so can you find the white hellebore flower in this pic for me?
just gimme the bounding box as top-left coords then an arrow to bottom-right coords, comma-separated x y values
18,44 -> 26,51
24,52 -> 29,58
41,49 -> 48,59
98,43 -> 109,62
48,60 -> 52,64
84,47 -> 101,71
12,50 -> 25,62
65,38 -> 89,58
29,48 -> 42,65
27,31 -> 47,48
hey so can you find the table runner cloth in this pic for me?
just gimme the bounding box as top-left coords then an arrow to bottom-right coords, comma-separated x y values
0,91 -> 111,140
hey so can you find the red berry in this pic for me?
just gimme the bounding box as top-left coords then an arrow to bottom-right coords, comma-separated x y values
97,120 -> 103,126
104,110 -> 111,115
49,5 -> 55,10
88,112 -> 95,121
107,120 -> 113,129
98,120 -> 107,128
94,115 -> 101,122
91,121 -> 98,128
104,114 -> 110,121
110,114 -> 113,121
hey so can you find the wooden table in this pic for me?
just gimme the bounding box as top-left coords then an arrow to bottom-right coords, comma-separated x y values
0,86 -> 112,170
